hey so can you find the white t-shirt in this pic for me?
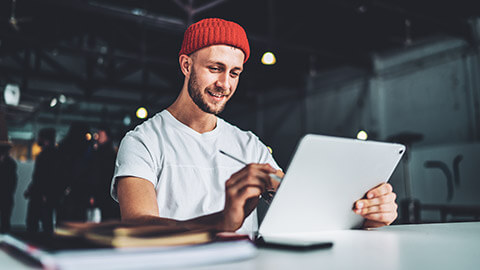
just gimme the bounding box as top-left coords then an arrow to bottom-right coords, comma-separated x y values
111,110 -> 280,233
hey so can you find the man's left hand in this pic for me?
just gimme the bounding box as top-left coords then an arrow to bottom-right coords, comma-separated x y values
353,183 -> 398,228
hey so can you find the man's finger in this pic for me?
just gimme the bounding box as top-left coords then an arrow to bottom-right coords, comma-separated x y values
227,170 -> 269,189
228,173 -> 271,195
366,183 -> 393,199
237,186 -> 263,202
355,202 -> 398,215
355,192 -> 396,209
244,171 -> 272,190
227,164 -> 275,187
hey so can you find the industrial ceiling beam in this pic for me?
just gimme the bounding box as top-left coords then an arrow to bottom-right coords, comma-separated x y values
0,65 -> 177,96
39,0 -> 353,67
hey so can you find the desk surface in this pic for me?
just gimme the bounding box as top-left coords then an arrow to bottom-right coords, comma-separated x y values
2,222 -> 480,270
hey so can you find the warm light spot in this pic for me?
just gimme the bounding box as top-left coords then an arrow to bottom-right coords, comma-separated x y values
261,52 -> 276,65
357,130 -> 368,140
31,142 -> 42,159
85,133 -> 92,141
136,107 -> 148,119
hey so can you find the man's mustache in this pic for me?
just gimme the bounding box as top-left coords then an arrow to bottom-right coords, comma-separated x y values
207,87 -> 229,96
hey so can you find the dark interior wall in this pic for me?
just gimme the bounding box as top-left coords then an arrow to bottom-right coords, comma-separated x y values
222,34 -> 480,224
224,34 -> 480,174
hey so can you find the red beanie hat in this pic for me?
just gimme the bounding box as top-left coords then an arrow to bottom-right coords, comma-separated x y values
179,18 -> 250,63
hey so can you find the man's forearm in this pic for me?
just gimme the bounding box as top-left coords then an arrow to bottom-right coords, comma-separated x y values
122,211 -> 227,231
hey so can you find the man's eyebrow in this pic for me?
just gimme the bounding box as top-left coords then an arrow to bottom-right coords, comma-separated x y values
206,61 -> 225,66
207,61 -> 243,72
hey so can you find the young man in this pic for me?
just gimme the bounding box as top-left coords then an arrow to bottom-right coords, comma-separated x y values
112,18 -> 397,233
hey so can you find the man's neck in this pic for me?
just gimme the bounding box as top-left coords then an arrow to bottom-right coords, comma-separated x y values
167,89 -> 217,134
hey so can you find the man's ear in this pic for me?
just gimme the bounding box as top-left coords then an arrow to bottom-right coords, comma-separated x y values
179,54 -> 192,77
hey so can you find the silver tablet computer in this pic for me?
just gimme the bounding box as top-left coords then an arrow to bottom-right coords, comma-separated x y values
259,134 -> 405,239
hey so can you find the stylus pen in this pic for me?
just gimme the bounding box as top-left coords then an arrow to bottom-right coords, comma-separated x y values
219,150 -> 283,182
219,150 -> 280,205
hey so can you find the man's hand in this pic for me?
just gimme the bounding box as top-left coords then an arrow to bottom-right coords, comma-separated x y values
353,183 -> 398,228
117,169 -> 279,233
220,164 -> 277,231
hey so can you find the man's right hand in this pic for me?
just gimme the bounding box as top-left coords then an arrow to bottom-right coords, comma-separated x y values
220,164 -> 277,231
117,166 -> 281,233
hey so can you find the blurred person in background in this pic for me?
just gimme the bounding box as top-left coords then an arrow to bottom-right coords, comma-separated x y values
56,122 -> 93,223
88,126 -> 120,221
24,128 -> 59,233
0,142 -> 17,233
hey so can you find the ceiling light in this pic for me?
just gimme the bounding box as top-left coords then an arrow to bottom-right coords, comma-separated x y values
261,52 -> 276,65
357,130 -> 368,140
50,97 -> 58,108
58,94 -> 67,104
136,107 -> 148,119
4,84 -> 20,106
123,115 -> 132,126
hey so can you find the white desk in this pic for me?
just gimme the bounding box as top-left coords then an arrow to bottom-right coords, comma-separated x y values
2,222 -> 479,270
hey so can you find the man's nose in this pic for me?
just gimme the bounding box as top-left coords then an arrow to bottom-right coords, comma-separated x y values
215,73 -> 230,90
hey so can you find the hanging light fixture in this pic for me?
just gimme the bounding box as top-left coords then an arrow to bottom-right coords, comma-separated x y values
3,84 -> 20,106
136,107 -> 148,119
261,52 -> 276,65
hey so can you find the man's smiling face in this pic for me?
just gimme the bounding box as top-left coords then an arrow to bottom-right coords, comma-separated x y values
187,45 -> 245,115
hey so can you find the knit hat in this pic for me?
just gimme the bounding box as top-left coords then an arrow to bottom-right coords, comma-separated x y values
179,18 -> 250,63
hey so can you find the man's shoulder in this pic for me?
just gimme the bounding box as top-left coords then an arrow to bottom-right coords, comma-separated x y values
123,111 -> 167,140
117,111 -> 171,159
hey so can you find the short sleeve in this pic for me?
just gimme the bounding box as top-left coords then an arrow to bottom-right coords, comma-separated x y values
110,132 -> 159,201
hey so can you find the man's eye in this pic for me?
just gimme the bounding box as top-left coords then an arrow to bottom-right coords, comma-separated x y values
230,72 -> 239,78
209,67 -> 220,71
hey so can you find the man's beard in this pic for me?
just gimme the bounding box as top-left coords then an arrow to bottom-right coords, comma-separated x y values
188,69 -> 228,115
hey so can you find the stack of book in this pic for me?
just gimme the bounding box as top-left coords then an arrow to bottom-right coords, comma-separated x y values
2,222 -> 257,270
55,221 -> 214,247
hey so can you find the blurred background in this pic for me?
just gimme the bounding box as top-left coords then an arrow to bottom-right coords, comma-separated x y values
1,0 -> 480,230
